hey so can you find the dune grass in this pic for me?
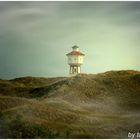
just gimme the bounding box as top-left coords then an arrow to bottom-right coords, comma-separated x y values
0,70 -> 140,138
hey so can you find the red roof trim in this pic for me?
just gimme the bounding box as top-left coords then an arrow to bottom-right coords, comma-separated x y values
66,51 -> 85,56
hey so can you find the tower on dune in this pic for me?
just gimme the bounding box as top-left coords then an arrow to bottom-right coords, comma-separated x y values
66,45 -> 85,76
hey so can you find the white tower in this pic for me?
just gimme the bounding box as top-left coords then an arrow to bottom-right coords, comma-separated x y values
66,45 -> 85,76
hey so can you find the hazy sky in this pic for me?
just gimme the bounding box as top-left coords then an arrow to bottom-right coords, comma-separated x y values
0,1 -> 140,79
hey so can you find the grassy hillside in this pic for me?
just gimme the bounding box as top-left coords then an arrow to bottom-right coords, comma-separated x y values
0,70 -> 140,138
0,76 -> 65,98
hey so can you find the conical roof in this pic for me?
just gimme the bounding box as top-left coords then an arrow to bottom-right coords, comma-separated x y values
66,51 -> 85,56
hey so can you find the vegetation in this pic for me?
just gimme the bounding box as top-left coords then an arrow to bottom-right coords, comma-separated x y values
0,70 -> 140,138
0,114 -> 62,138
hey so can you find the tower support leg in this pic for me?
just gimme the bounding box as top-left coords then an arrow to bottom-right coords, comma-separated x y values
69,65 -> 81,76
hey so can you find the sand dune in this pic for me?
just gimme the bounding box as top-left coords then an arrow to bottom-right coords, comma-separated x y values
0,70 -> 140,138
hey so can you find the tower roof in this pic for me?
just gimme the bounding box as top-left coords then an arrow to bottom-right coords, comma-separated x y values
72,45 -> 79,49
66,51 -> 85,56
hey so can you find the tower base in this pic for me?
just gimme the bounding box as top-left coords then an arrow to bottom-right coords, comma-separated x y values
69,65 -> 81,76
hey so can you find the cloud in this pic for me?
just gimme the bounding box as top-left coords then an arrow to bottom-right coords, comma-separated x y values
0,1 -> 140,79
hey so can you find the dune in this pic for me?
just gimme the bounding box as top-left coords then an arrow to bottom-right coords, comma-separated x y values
0,70 -> 140,138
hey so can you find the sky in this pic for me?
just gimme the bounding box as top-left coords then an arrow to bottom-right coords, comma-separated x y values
0,1 -> 140,79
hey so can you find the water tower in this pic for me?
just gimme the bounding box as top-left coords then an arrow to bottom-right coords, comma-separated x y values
66,45 -> 85,76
